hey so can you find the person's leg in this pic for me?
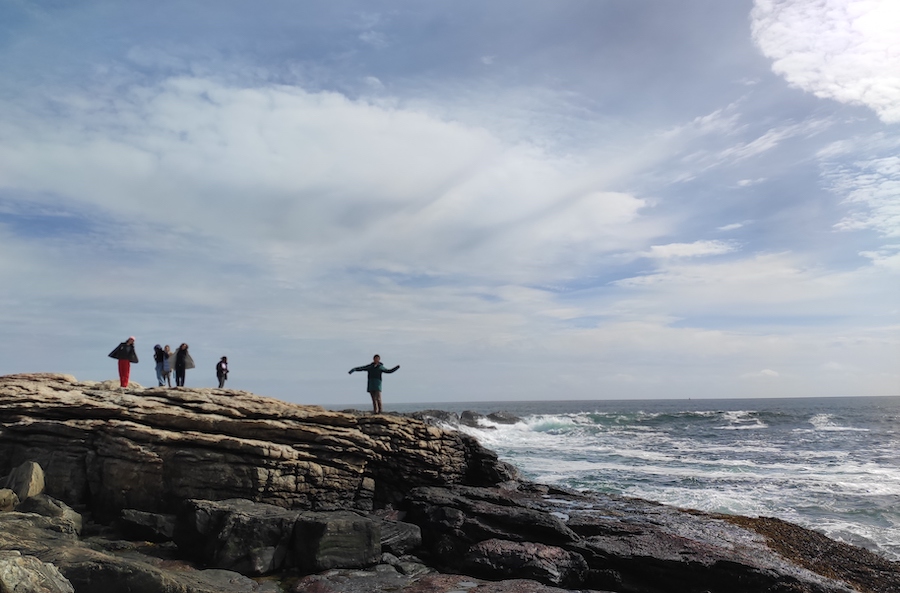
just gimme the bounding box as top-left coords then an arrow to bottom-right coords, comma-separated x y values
118,359 -> 130,388
369,391 -> 378,413
163,371 -> 171,387
218,375 -> 225,388
176,368 -> 185,386
156,363 -> 164,386
374,391 -> 383,414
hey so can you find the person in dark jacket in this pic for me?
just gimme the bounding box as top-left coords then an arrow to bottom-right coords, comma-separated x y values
153,345 -> 166,386
174,343 -> 194,387
216,356 -> 229,388
109,337 -> 139,388
349,354 -> 399,414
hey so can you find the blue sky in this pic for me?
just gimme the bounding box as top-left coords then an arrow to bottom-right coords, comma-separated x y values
1,0 -> 897,405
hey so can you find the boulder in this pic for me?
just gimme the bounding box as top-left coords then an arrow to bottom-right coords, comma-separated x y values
486,411 -> 522,425
0,550 -> 74,593
459,411 -> 486,428
176,498 -> 381,576
4,460 -> 45,501
176,498 -> 300,575
293,511 -> 381,572
0,488 -> 19,511
15,493 -> 83,535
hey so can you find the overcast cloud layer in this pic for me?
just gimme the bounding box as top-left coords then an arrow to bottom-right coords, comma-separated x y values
0,0 -> 897,405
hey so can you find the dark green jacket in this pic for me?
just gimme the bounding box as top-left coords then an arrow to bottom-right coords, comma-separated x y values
351,362 -> 398,392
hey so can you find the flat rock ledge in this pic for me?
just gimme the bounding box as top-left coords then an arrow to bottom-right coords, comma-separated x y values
1,373 -> 898,593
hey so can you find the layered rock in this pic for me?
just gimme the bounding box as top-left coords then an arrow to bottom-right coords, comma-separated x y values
3,372 -> 900,593
0,373 -> 515,520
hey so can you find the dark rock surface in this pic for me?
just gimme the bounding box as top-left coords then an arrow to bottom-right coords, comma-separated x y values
2,373 -> 899,593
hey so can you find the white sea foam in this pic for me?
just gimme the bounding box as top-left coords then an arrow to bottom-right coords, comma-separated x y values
439,400 -> 900,561
807,413 -> 870,432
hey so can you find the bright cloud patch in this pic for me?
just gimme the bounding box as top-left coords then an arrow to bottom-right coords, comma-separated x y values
752,0 -> 900,123
645,240 -> 736,259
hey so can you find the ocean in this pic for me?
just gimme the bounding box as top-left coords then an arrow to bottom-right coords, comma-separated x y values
384,396 -> 900,562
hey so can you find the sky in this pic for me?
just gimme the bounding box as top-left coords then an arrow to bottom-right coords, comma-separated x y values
0,0 -> 898,405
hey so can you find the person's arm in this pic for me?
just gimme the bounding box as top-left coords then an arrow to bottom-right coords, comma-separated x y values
349,364 -> 371,374
384,365 -> 400,373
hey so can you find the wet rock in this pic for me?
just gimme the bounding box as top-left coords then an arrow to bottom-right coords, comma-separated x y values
404,410 -> 460,426
486,411 -> 522,425
460,411 -> 487,428
289,568 -> 606,593
464,539 -> 588,587
403,485 -> 578,561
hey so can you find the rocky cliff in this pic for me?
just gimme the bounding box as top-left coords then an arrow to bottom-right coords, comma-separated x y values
0,373 -> 513,520
2,373 -> 899,593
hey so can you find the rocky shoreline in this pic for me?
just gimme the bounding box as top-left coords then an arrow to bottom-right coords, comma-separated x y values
1,373 -> 897,593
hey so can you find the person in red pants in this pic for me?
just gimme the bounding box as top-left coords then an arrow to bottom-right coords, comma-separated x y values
108,337 -> 139,388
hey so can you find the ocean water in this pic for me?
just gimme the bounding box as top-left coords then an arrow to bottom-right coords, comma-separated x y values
386,396 -> 900,562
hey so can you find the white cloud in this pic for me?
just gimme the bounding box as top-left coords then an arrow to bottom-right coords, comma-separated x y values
0,76 -> 662,287
752,0 -> 900,123
644,240 -> 736,259
860,245 -> 900,271
612,252 -> 874,316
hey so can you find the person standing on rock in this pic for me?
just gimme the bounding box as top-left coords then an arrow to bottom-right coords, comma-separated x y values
108,337 -> 139,388
174,343 -> 194,387
216,356 -> 229,388
349,354 -> 399,414
153,345 -> 167,387
162,345 -> 173,387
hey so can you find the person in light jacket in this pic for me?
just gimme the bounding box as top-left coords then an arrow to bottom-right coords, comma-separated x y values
349,354 -> 399,414
216,356 -> 229,388
109,337 -> 139,388
153,345 -> 166,386
162,345 -> 173,387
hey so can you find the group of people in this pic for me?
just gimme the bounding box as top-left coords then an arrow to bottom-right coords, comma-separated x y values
108,338 -> 229,389
110,338 -> 400,414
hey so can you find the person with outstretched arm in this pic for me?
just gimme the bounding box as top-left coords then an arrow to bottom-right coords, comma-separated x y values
349,354 -> 399,414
